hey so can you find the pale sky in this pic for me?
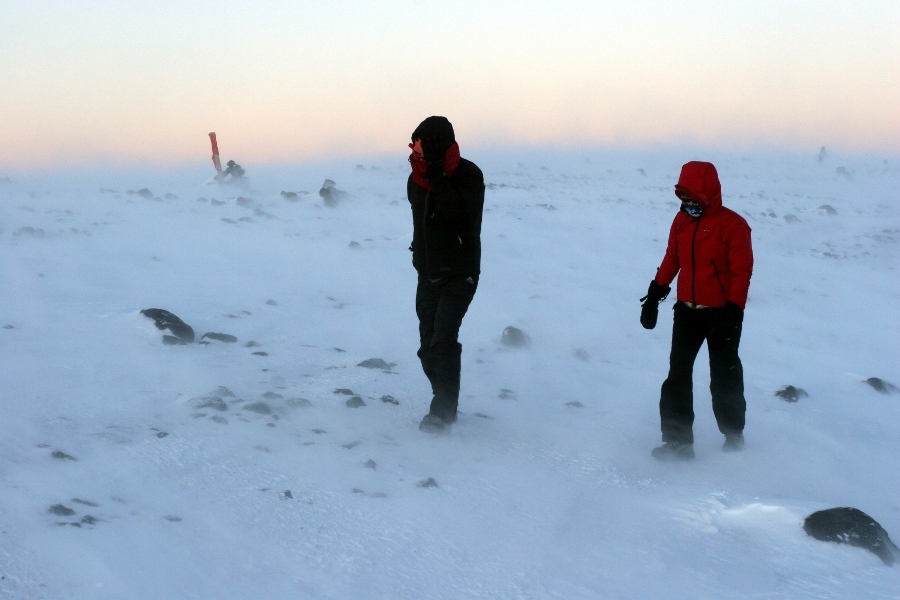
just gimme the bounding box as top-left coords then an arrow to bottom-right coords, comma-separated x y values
1,1 -> 897,169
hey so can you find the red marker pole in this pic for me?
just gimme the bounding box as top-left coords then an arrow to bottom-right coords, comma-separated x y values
209,132 -> 223,174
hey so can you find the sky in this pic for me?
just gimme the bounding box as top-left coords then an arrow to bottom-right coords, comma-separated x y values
1,0 -> 898,170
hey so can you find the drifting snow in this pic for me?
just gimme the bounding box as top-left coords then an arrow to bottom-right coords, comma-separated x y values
1,149 -> 898,598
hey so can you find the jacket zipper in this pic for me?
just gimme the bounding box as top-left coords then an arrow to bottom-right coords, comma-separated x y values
690,217 -> 701,304
710,259 -> 725,293
422,190 -> 431,277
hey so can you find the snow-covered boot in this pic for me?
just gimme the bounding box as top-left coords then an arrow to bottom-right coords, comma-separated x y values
722,433 -> 745,452
651,441 -> 695,460
419,413 -> 451,434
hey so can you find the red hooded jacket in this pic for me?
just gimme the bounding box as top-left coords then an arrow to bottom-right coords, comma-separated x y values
655,162 -> 753,309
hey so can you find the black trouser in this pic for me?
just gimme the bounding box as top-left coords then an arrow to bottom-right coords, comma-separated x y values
416,275 -> 478,422
659,302 -> 746,444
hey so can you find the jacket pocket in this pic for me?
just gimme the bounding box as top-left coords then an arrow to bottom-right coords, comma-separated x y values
710,259 -> 726,293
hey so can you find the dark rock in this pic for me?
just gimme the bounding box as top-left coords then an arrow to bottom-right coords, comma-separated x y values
775,385 -> 808,402
357,358 -> 396,370
334,389 -> 355,395
380,395 -> 399,405
252,351 -> 269,356
498,389 -> 516,400
286,397 -> 312,407
72,498 -> 99,507
156,431 -> 169,438
342,441 -> 361,449
4,325 -> 13,329
474,413 -> 493,419
141,308 -> 195,343
201,332 -> 238,343
245,341 -> 262,347
819,204 -> 838,216
81,515 -> 98,525
127,188 -> 154,199
48,504 -> 75,516
266,299 -> 278,306
346,396 -> 366,408
280,191 -> 298,200
566,401 -> 584,408
243,401 -> 273,414
573,348 -> 590,361
164,515 -> 182,522
163,335 -> 187,345
311,429 -> 327,434
319,179 -> 349,207
501,326 -> 531,348
51,450 -> 77,461
192,396 -> 228,411
417,478 -> 439,489
804,507 -> 900,566
364,459 -> 377,470
221,218 -> 237,224
283,490 -> 293,499
783,214 -> 800,223
261,392 -> 283,400
865,377 -> 899,395
348,241 -> 362,249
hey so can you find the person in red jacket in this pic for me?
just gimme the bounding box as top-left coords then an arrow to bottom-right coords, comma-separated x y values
640,161 -> 753,460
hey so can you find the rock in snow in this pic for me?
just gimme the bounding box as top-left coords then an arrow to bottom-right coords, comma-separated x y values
141,308 -> 195,343
804,507 -> 900,566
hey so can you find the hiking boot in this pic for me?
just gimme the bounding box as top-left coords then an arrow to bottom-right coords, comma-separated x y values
722,433 -> 745,452
651,441 -> 695,460
418,413 -> 451,434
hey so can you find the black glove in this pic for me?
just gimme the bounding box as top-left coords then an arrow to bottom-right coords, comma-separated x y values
640,280 -> 670,330
421,135 -> 447,183
719,301 -> 744,332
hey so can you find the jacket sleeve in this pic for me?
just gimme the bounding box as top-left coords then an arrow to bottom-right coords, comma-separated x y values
655,217 -> 681,287
725,218 -> 753,309
430,165 -> 484,220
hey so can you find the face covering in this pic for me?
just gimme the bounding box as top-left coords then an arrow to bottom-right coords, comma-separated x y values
682,202 -> 703,218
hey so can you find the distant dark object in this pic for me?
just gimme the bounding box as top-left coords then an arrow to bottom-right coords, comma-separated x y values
380,395 -> 399,405
224,160 -> 245,179
48,504 -> 76,517
283,490 -> 293,499
192,396 -> 228,411
243,401 -> 273,414
164,192 -> 178,200
334,388 -> 355,396
236,196 -> 254,207
775,385 -> 808,402
128,188 -> 154,199
3,324 -> 13,329
319,179 -> 349,207
417,478 -> 439,488
286,397 -> 312,408
501,326 -> 531,348
348,241 -> 362,249
498,389 -> 516,400
816,146 -> 828,164
364,459 -> 377,470
261,392 -> 283,400
163,335 -> 187,345
345,396 -> 366,408
573,348 -> 590,361
819,204 -> 838,216
357,358 -> 396,370
141,309 -> 195,343
245,341 -> 262,348
804,507 -> 899,566
266,299 -> 278,306
201,332 -> 238,343
51,450 -> 77,461
252,351 -> 269,356
865,377 -> 899,395
566,401 -> 584,408
783,214 -> 800,223
280,191 -> 297,200
835,166 -> 852,180
637,168 -> 647,177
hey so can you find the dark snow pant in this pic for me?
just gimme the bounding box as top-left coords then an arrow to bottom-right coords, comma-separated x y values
416,275 -> 478,423
659,302 -> 746,444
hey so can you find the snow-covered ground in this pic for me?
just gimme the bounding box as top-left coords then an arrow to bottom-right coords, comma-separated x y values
1,148 -> 898,599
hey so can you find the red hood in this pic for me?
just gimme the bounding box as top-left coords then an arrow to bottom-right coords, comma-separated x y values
674,161 -> 722,212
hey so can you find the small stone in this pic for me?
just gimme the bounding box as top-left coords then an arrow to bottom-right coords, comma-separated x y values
417,478 -> 439,489
243,402 -> 273,414
498,389 -> 516,400
501,326 -> 531,348
348,241 -> 362,249
342,441 -> 361,449
3,325 -> 13,329
156,431 -> 169,438
573,348 -> 590,361
364,459 -> 377,470
201,332 -> 238,343
81,516 -> 98,525
51,450 -> 77,461
334,388 -> 355,395
283,490 -> 293,499
357,358 -> 396,370
311,429 -> 327,434
252,351 -> 269,356
346,396 -> 366,408
819,204 -> 838,216
775,385 -> 808,402
49,504 -> 75,516
71,499 -> 99,507
164,515 -> 182,522
266,299 -> 278,306
245,341 -> 262,348
380,395 -> 399,405
865,377 -> 899,395
566,401 -> 584,408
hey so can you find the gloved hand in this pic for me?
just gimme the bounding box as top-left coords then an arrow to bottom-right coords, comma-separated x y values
719,301 -> 744,332
421,135 -> 447,183
640,280 -> 670,329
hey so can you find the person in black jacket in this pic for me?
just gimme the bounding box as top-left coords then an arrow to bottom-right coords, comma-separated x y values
407,116 -> 485,433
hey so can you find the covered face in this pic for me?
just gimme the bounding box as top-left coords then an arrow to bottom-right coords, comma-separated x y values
674,161 -> 722,213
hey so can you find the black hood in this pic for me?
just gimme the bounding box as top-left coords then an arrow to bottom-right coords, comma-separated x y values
412,116 -> 455,152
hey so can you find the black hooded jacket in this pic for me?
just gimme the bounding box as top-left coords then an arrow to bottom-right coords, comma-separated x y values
407,117 -> 485,279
